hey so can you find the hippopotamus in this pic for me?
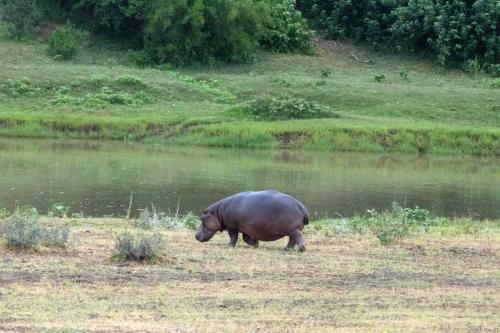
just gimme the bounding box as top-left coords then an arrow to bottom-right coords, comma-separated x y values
195,190 -> 309,251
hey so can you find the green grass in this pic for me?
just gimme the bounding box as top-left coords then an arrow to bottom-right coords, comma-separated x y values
0,29 -> 499,155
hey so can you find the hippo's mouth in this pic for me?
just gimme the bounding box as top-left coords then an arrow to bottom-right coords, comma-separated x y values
195,231 -> 214,242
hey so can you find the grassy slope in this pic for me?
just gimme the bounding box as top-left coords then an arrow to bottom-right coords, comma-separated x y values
0,31 -> 499,155
0,218 -> 499,332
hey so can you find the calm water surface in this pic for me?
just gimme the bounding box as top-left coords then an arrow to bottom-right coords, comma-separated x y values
0,138 -> 498,219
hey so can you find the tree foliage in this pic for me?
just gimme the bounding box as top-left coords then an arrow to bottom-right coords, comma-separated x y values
144,0 -> 265,64
0,0 -> 38,40
298,0 -> 499,71
32,0 -> 311,64
261,0 -> 313,53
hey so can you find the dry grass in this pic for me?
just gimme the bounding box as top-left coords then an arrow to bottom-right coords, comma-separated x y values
0,218 -> 499,332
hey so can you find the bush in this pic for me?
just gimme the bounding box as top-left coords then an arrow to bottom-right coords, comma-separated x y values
0,208 -> 10,219
49,0 -> 151,45
115,231 -> 164,261
3,213 -> 43,250
260,0 -> 313,53
490,78 -> 500,89
135,207 -> 199,231
134,206 -> 163,229
1,78 -> 42,97
52,87 -> 153,108
114,76 -> 144,86
370,212 -> 411,245
48,203 -> 70,218
1,208 -> 71,250
247,96 -> 337,121
48,25 -> 78,60
43,224 -> 70,247
15,205 -> 39,218
162,212 -> 199,231
36,0 -> 314,64
0,0 -> 37,40
374,74 -> 386,83
328,203 -> 434,244
298,0 -> 500,70
144,0 -> 266,64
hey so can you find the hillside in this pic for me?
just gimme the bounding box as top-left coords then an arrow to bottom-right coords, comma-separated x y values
1,31 -> 499,155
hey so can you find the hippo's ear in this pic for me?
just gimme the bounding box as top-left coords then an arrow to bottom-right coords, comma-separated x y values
203,209 -> 208,215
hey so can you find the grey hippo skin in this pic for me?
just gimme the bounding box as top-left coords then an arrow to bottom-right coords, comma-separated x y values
195,190 -> 309,252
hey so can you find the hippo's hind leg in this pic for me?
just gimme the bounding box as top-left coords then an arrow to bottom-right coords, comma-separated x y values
227,227 -> 239,248
285,238 -> 296,251
242,233 -> 259,248
285,229 -> 305,252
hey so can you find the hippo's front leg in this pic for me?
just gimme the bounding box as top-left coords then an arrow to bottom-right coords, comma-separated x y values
227,227 -> 239,248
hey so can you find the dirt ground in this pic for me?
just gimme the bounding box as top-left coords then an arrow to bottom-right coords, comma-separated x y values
0,219 -> 499,332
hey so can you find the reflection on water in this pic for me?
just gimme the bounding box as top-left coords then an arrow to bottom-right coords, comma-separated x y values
0,138 -> 498,219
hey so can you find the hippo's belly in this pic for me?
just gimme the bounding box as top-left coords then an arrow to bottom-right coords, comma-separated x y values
237,223 -> 285,242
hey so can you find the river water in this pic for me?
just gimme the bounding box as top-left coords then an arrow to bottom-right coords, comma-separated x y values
0,138 -> 498,219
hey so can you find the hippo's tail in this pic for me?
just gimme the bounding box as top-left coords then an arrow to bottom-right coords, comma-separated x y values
299,205 -> 309,225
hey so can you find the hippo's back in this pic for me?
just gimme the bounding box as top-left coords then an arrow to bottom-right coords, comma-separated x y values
223,191 -> 309,239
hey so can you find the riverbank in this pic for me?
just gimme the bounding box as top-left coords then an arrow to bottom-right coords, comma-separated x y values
0,216 -> 499,332
1,33 -> 499,156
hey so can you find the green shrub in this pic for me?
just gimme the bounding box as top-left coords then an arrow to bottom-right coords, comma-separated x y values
134,206 -> 163,229
135,207 -> 199,231
52,87 -> 153,108
374,74 -> 386,83
371,212 -> 411,245
399,67 -> 410,81
247,96 -> 337,121
114,76 -> 144,86
260,0 -> 313,53
0,0 -> 37,40
127,49 -> 153,67
298,0 -> 500,70
435,217 -> 485,235
15,205 -> 39,218
115,231 -> 164,261
0,208 -> 10,219
321,68 -> 332,78
48,25 -> 78,60
48,0 -> 151,45
490,78 -> 500,89
1,207 -> 70,250
144,0 -> 265,64
3,213 -> 43,250
326,203 -> 434,244
43,224 -> 70,247
0,78 -> 42,97
162,212 -> 199,231
48,203 -> 70,218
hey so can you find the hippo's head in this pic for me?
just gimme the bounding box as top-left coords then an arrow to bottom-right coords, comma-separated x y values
195,210 -> 222,242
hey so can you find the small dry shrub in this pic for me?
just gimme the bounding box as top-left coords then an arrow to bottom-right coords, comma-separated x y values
115,231 -> 164,261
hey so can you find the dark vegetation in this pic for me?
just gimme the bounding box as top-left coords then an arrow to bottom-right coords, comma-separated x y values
1,0 -> 497,71
297,0 -> 499,74
1,0 -> 312,65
